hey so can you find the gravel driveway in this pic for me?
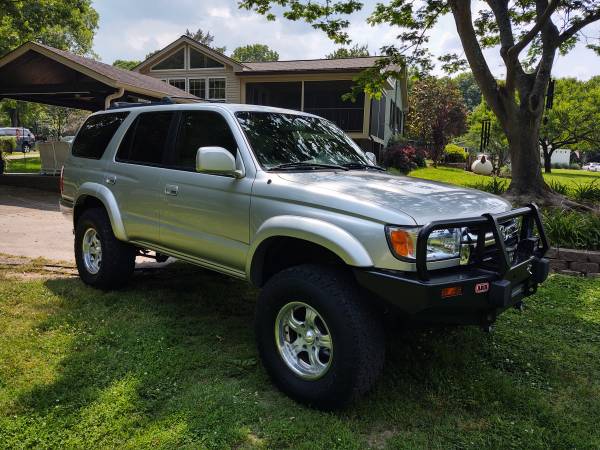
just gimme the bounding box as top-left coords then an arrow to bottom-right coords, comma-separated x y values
0,185 -> 74,261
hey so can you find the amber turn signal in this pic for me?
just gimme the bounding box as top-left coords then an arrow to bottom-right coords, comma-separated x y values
388,229 -> 415,259
441,286 -> 462,299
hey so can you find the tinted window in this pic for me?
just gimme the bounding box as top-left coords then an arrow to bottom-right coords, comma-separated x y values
151,48 -> 185,70
170,111 -> 237,170
72,112 -> 129,159
116,112 -> 174,165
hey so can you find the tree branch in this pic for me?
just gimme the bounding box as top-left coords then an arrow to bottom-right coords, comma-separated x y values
508,0 -> 559,58
558,8 -> 600,45
450,0 -> 507,122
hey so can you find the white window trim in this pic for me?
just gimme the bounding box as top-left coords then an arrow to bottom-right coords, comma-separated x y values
188,78 -> 207,98
163,78 -> 188,92
150,47 -> 187,72
187,45 -> 225,71
207,77 -> 227,100
158,76 -> 227,100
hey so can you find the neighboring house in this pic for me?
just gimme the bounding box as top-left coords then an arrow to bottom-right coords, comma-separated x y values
541,148 -> 571,166
134,35 -> 407,153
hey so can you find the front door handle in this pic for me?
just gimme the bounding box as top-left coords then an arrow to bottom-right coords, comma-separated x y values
165,184 -> 179,196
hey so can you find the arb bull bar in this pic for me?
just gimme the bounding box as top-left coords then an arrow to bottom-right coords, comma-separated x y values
355,204 -> 551,326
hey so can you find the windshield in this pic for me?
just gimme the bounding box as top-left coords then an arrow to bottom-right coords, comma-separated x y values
235,111 -> 371,170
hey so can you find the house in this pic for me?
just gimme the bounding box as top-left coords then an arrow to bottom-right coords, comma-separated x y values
134,35 -> 407,153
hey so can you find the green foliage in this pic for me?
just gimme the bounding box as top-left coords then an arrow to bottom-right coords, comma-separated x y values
453,72 -> 481,111
543,209 -> 600,250
231,43 -> 279,62
0,0 -> 98,56
112,59 -> 141,71
382,144 -> 426,174
463,100 -> 509,170
184,28 -> 226,53
571,179 -> 600,203
326,43 -> 369,59
0,136 -> 16,152
407,77 -> 467,164
469,177 -> 509,195
547,179 -> 569,196
444,144 -> 467,163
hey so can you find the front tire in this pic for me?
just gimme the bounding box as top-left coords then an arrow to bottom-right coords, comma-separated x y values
255,264 -> 385,410
75,208 -> 136,289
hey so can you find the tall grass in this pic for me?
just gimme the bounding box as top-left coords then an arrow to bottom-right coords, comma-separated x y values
543,209 -> 600,250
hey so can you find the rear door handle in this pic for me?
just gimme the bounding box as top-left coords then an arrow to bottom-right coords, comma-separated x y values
165,184 -> 179,196
105,176 -> 116,185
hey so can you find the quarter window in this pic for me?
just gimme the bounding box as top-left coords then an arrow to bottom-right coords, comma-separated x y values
116,112 -> 174,165
169,111 -> 237,171
72,112 -> 129,159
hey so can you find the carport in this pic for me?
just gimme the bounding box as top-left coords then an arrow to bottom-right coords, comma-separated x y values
0,41 -> 198,110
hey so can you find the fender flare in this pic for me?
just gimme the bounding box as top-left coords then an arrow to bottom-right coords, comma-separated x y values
74,183 -> 128,241
246,215 -> 373,282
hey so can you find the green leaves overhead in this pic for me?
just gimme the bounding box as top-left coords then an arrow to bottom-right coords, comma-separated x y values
231,44 -> 279,62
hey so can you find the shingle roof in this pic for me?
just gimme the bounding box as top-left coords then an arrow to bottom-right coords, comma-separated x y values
35,43 -> 196,99
241,56 -> 383,74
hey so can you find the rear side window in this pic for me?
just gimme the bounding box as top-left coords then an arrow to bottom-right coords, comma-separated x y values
169,111 -> 237,170
116,111 -> 174,165
72,112 -> 129,159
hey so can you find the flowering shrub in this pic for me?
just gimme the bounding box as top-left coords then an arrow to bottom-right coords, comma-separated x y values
444,144 -> 467,163
382,144 -> 427,174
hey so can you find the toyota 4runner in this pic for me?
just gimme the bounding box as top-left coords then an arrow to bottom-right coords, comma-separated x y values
60,101 -> 550,409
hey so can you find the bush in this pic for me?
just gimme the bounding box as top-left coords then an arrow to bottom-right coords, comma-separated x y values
572,179 -> 600,202
551,162 -> 569,169
469,177 -> 509,195
382,144 -> 427,174
543,209 -> 600,250
0,136 -> 16,153
569,163 -> 581,170
444,144 -> 467,163
548,179 -> 569,196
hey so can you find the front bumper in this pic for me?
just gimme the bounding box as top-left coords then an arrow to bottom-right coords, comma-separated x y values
356,204 -> 550,325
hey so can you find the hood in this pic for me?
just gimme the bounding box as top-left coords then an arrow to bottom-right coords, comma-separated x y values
275,171 -> 512,225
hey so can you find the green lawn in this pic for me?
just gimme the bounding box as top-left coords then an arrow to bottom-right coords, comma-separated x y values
4,155 -> 41,174
1,262 -> 599,449
408,166 -> 600,190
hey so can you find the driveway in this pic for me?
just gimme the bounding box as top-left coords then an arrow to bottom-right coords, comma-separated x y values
0,185 -> 74,261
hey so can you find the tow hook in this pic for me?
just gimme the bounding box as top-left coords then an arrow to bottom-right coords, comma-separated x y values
514,301 -> 525,312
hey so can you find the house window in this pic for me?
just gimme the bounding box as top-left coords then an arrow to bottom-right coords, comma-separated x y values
189,79 -> 206,98
168,79 -> 186,91
151,48 -> 185,71
209,78 -> 226,100
190,48 -> 224,69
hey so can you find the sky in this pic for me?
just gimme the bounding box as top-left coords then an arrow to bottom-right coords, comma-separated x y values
92,0 -> 600,80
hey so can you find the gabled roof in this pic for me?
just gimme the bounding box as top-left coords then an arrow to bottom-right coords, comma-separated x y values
0,41 -> 196,110
134,35 -> 246,72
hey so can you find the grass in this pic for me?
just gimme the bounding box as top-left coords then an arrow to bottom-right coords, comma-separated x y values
408,166 -> 600,191
4,154 -> 41,174
1,262 -> 599,449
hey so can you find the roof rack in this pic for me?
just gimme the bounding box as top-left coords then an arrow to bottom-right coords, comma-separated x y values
108,96 -> 225,110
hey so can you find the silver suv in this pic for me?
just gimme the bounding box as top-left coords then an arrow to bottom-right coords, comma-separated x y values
60,101 -> 550,409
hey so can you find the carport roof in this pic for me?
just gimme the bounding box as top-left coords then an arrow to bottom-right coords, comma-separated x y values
0,42 -> 197,111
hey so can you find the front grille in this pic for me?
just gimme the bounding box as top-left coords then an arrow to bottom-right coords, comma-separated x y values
464,218 -> 524,269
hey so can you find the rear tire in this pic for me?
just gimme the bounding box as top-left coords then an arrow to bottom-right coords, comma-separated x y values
255,264 -> 385,410
75,208 -> 136,289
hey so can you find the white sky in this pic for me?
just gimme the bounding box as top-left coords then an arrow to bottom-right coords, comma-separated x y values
92,0 -> 600,80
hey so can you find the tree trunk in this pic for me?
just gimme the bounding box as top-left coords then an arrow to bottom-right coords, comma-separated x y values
504,109 -> 552,203
541,142 -> 552,173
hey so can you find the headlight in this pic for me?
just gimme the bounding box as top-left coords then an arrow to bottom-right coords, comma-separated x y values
387,226 -> 464,261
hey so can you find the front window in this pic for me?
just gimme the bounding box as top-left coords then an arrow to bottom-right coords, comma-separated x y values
168,79 -> 186,91
235,111 -> 370,170
209,78 -> 226,100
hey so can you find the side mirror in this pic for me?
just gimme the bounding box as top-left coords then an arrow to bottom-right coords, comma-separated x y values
365,152 -> 377,164
196,147 -> 243,178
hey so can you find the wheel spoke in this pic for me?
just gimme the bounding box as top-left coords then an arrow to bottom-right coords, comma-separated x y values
307,346 -> 327,371
317,333 -> 332,350
304,307 -> 317,328
286,313 -> 303,333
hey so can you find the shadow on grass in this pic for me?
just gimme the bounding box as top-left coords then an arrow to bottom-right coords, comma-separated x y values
4,267 -> 599,448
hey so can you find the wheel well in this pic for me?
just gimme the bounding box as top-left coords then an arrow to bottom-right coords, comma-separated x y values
74,195 -> 106,226
250,237 -> 346,287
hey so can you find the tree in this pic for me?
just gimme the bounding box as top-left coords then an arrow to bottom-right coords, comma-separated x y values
407,77 -> 467,166
112,59 -> 141,71
232,44 -> 279,62
453,72 -> 481,111
0,0 -> 98,56
184,28 -> 226,54
539,77 -> 600,173
239,0 -> 600,205
326,43 -> 369,59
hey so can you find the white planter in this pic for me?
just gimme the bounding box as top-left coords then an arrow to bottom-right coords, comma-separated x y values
471,155 -> 493,175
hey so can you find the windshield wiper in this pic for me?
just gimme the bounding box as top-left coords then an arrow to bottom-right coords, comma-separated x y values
342,162 -> 386,171
268,162 -> 349,171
